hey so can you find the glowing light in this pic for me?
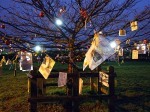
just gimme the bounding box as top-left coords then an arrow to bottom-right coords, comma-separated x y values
110,41 -> 117,48
56,19 -> 63,26
34,45 -> 41,52
136,46 -> 139,49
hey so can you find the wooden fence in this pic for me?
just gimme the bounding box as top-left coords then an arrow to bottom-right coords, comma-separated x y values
28,66 -> 116,112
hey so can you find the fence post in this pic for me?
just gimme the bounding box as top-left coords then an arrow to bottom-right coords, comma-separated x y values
90,69 -> 98,93
14,63 -> 17,76
29,70 -> 38,112
0,66 -> 2,76
37,78 -> 46,96
97,66 -> 102,94
72,71 -> 79,112
108,66 -> 116,112
65,77 -> 73,112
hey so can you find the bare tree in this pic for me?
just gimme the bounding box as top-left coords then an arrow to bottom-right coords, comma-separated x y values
0,0 -> 149,72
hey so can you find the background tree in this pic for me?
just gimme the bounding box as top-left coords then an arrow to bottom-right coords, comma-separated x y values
0,0 -> 150,72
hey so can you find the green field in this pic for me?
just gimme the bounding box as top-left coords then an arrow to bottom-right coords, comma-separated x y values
0,61 -> 150,112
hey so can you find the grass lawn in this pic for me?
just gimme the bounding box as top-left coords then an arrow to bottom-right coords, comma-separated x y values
0,60 -> 150,112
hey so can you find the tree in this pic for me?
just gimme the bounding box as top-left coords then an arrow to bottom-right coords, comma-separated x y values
0,0 -> 150,72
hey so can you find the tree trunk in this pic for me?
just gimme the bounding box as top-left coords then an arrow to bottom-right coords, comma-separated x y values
68,38 -> 74,73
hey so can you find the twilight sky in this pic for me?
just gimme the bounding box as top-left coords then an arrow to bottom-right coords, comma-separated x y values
0,0 -> 149,9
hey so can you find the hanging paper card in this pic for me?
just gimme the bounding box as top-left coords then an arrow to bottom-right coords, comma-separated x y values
115,39 -> 121,45
83,32 -> 100,70
79,78 -> 83,95
89,35 -> 115,70
119,29 -> 126,36
83,57 -> 89,71
132,50 -> 138,59
136,44 -> 146,54
89,47 -> 104,70
126,39 -> 130,45
1,56 -> 6,64
58,72 -> 67,87
83,44 -> 95,70
83,33 -> 115,70
118,48 -> 123,56
39,55 -> 55,79
6,59 -> 12,65
92,33 -> 99,47
130,21 -> 138,31
20,52 -> 33,71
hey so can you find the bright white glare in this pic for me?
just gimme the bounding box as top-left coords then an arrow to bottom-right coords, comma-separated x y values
34,45 -> 41,52
56,19 -> 63,25
110,41 -> 117,48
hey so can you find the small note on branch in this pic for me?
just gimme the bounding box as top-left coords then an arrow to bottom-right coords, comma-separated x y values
39,55 -> 55,79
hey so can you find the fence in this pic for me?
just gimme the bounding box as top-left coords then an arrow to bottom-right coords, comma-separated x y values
28,66 -> 116,112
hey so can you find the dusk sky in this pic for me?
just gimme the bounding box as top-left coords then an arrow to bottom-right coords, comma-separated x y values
0,0 -> 149,16
0,0 -> 149,9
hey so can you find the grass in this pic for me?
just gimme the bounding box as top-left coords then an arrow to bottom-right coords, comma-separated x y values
0,60 -> 150,112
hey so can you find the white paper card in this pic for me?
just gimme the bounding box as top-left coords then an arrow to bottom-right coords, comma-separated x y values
58,72 -> 67,87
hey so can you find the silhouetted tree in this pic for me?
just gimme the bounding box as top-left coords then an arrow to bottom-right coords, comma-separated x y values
0,0 -> 149,72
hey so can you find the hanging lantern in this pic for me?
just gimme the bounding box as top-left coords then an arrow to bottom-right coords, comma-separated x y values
21,49 -> 26,52
118,48 -> 123,56
134,42 -> 137,46
119,29 -> 126,36
60,6 -> 66,14
105,0 -> 109,2
80,8 -> 88,19
115,39 -> 121,45
126,39 -> 130,45
1,24 -> 5,29
130,21 -> 138,31
39,11 -> 44,17
5,40 -> 10,45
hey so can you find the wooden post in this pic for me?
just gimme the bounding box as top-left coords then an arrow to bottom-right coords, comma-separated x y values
29,71 -> 38,112
14,63 -> 16,76
90,69 -> 98,93
37,78 -> 46,96
72,71 -> 79,112
90,77 -> 98,92
97,66 -> 102,94
108,66 -> 116,112
0,66 -> 2,76
65,76 -> 73,112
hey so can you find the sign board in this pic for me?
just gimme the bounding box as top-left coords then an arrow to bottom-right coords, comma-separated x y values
99,72 -> 109,87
